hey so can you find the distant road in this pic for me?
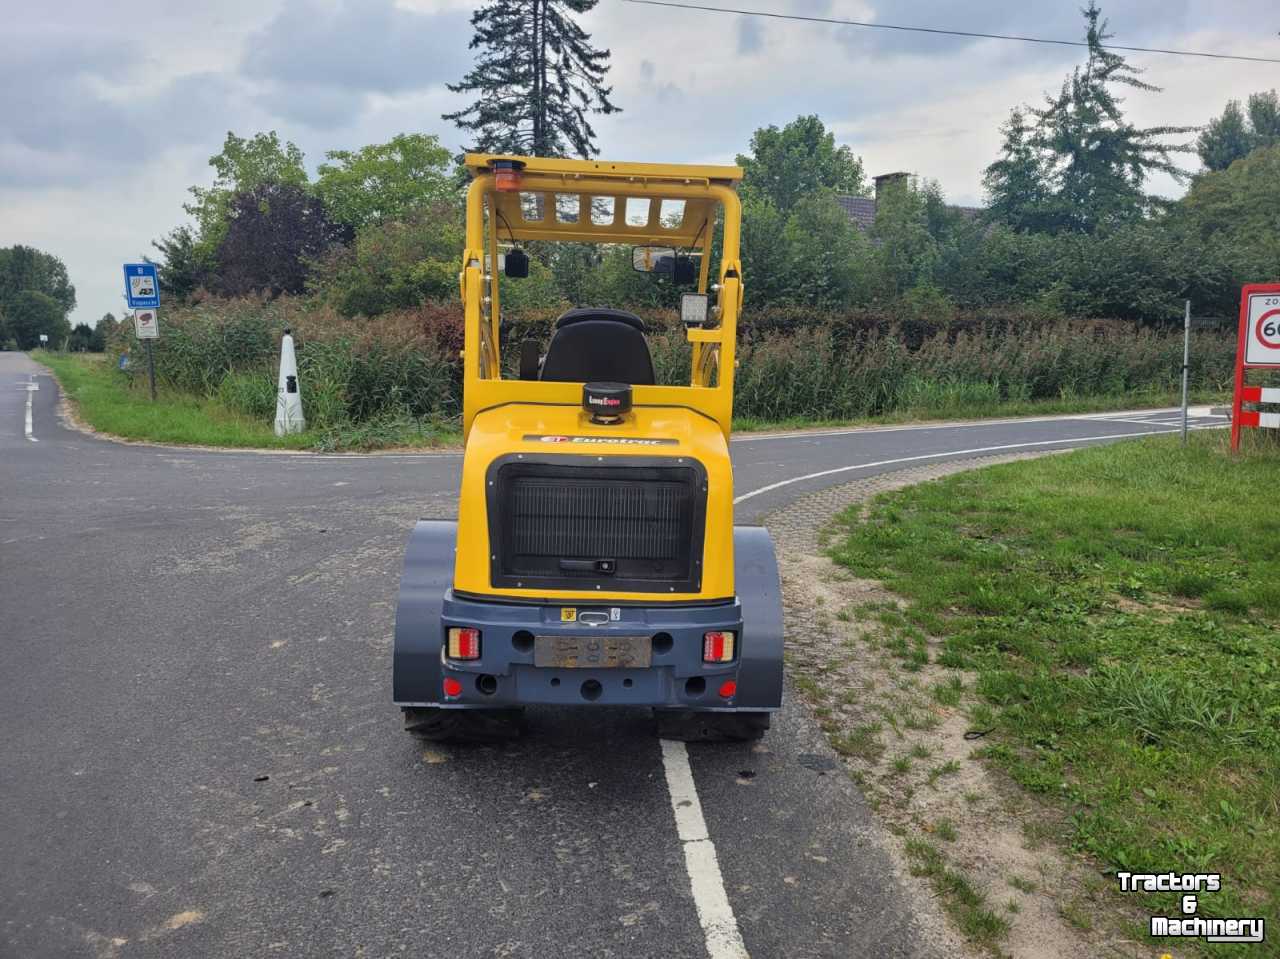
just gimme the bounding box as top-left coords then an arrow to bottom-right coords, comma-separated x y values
0,351 -> 1228,958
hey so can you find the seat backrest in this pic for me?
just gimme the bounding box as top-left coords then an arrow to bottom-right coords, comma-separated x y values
539,309 -> 655,385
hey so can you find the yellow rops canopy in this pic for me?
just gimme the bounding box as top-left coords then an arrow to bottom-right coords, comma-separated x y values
464,154 -> 743,248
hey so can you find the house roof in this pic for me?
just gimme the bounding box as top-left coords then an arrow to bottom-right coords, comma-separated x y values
835,194 -> 984,232
836,195 -> 878,232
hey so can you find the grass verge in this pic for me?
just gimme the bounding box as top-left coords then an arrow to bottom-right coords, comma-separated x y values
829,432 -> 1279,956
32,352 -> 459,451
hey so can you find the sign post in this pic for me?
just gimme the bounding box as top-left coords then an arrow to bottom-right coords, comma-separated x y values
1180,300 -> 1191,446
1229,283 -> 1280,451
123,264 -> 160,402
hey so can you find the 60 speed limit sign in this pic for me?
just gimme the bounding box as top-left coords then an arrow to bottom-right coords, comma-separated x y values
1244,290 -> 1280,364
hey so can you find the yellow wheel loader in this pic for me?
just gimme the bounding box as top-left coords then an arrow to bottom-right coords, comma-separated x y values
393,155 -> 783,742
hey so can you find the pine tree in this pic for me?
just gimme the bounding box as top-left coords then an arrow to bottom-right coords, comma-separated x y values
983,108 -> 1051,232
1197,100 -> 1253,172
443,0 -> 620,158
1029,2 -> 1192,233
1246,90 -> 1280,148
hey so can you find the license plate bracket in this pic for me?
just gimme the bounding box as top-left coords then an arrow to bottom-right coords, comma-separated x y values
533,634 -> 652,669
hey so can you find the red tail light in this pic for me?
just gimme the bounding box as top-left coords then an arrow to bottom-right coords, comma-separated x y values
442,677 -> 463,698
718,680 -> 737,699
703,630 -> 736,663
447,627 -> 481,660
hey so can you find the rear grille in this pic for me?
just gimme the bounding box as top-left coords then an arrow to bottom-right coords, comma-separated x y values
487,457 -> 706,593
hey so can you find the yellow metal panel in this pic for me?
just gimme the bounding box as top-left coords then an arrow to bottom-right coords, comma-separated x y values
453,404 -> 736,602
465,153 -> 743,184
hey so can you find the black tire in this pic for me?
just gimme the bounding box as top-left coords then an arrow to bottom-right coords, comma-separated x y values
402,707 -> 525,743
655,710 -> 771,742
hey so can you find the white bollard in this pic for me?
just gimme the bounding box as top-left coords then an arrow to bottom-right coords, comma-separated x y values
274,328 -> 305,436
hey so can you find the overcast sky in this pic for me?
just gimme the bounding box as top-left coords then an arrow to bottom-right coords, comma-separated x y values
2,0 -> 1276,328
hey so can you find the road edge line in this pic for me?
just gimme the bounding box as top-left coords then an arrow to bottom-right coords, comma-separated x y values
660,738 -> 750,959
732,426 -> 1223,505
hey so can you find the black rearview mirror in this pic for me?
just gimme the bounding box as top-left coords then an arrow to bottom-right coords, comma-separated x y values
504,248 -> 529,279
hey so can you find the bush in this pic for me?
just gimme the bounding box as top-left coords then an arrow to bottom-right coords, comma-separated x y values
114,295 -> 1236,429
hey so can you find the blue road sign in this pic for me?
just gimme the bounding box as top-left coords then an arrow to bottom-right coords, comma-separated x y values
123,263 -> 160,309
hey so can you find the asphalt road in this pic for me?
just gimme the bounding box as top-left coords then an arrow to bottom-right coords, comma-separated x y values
0,351 -> 1229,959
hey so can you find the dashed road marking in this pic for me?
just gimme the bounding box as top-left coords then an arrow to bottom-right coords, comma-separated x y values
24,375 -> 38,442
661,739 -> 750,959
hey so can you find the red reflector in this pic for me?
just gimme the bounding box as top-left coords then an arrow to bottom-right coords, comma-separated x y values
718,680 -> 737,699
702,631 -> 736,663
448,627 -> 481,660
442,677 -> 462,698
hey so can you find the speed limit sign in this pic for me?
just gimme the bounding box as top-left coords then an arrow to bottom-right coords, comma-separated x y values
1231,283 -> 1280,450
1245,291 -> 1280,364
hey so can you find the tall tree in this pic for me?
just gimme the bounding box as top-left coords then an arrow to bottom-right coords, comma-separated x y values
0,245 -> 76,316
1245,89 -> 1280,149
214,183 -> 352,298
736,115 -> 867,213
871,178 -> 938,298
1197,100 -> 1254,172
983,109 -> 1052,232
443,0 -> 620,158
316,134 -> 458,228
185,131 -> 309,251
150,226 -> 212,304
68,323 -> 96,352
94,313 -> 118,352
6,290 -> 68,350
1196,89 -> 1278,172
1028,3 -> 1192,233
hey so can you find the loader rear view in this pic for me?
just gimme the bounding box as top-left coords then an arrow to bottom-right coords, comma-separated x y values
393,154 -> 784,742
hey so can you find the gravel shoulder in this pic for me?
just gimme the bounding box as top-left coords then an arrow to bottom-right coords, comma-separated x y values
766,453 -> 1159,959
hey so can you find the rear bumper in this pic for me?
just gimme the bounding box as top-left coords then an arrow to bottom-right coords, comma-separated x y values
397,590 -> 767,711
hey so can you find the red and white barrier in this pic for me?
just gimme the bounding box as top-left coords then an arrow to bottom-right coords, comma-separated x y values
1230,283 -> 1280,450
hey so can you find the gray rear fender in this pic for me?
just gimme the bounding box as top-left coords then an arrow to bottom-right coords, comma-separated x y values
732,525 -> 785,710
392,520 -> 456,705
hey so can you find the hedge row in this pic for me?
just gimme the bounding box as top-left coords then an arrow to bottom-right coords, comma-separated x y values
108,297 -> 1236,427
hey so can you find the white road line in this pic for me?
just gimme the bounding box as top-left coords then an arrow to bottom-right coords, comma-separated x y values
731,425 -> 1223,505
24,375 -> 38,442
730,406 -> 1204,443
660,739 -> 750,959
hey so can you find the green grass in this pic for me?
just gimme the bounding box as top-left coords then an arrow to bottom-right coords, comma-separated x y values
831,432 -> 1280,957
32,352 -> 459,451
905,839 -> 1011,951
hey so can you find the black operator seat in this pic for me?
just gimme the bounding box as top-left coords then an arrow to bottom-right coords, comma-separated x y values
538,307 -> 656,385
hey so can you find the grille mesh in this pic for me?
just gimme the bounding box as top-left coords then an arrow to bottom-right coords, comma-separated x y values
510,480 -> 684,560
489,459 -> 705,591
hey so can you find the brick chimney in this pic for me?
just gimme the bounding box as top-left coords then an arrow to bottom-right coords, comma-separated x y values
873,172 -> 910,202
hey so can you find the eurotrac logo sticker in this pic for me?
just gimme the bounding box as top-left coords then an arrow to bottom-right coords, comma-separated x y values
1117,872 -> 1265,945
522,434 -> 678,446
